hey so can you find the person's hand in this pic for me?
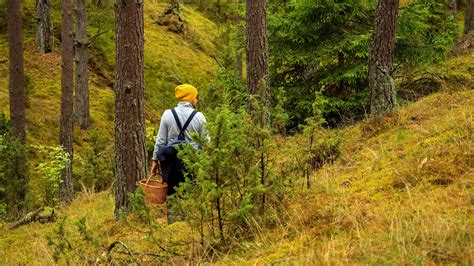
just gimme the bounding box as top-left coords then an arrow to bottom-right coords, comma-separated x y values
150,160 -> 159,176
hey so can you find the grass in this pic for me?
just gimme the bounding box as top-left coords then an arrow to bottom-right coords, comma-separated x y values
1,1 -> 473,264
214,52 -> 473,265
1,65 -> 472,263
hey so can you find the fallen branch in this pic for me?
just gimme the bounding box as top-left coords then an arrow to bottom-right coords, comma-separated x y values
107,240 -> 136,263
9,207 -> 45,230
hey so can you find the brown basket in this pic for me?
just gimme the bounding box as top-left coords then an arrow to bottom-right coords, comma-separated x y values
139,175 -> 168,205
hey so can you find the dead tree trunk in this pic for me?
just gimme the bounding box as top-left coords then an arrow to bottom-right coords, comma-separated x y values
35,0 -> 52,53
246,0 -> 270,125
368,0 -> 399,115
59,0 -> 75,203
114,0 -> 147,219
465,0 -> 474,34
75,0 -> 90,129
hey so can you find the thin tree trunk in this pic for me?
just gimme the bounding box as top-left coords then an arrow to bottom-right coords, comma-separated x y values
114,0 -> 147,219
235,0 -> 243,79
246,0 -> 269,125
7,0 -> 28,213
36,0 -> 52,53
75,0 -> 90,129
59,0 -> 74,203
236,53 -> 243,79
465,0 -> 474,34
448,0 -> 457,13
368,0 -> 399,115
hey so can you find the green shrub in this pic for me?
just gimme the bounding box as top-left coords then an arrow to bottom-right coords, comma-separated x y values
172,98 -> 289,247
0,114 -> 28,219
78,129 -> 113,191
32,145 -> 70,209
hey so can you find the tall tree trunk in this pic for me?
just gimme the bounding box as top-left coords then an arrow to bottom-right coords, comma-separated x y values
75,0 -> 90,129
7,0 -> 28,213
465,0 -> 474,34
368,0 -> 399,116
246,0 -> 269,125
114,0 -> 147,219
8,0 -> 26,144
59,0 -> 74,203
36,0 -> 52,53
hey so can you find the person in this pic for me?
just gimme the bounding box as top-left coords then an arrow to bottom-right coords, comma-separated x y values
150,84 -> 207,223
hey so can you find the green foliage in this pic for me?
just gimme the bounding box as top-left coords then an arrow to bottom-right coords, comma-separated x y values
46,217 -> 101,264
397,0 -> 460,69
46,218 -> 74,263
269,0 -> 460,129
127,187 -> 153,224
270,87 -> 290,134
77,129 -> 113,191
0,114 -> 28,219
172,97 -> 288,246
203,67 -> 247,109
32,145 -> 70,209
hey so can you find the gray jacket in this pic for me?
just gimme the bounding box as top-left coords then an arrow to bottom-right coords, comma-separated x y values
152,102 -> 207,160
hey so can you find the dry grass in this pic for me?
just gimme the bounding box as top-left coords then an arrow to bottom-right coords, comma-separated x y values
1,1 -> 473,264
215,50 -> 473,264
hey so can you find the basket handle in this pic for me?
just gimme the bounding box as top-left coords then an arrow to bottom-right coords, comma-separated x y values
145,172 -> 163,186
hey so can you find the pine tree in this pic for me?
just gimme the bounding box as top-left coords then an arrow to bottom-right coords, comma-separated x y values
7,0 -> 28,213
113,0 -> 147,219
75,0 -> 90,129
59,0 -> 74,203
368,0 -> 399,115
35,0 -> 52,53
246,0 -> 270,125
8,0 -> 26,144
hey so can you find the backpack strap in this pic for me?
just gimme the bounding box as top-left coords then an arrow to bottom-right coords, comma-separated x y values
171,108 -> 198,141
170,108 -> 183,131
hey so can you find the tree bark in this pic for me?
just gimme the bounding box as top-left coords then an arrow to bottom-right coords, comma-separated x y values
59,0 -> 74,203
7,0 -> 28,213
246,0 -> 269,125
35,0 -> 52,53
465,0 -> 474,34
114,0 -> 147,219
7,0 -> 26,144
75,0 -> 90,129
368,0 -> 399,116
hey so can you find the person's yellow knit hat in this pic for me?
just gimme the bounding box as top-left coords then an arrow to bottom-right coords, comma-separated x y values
175,84 -> 198,103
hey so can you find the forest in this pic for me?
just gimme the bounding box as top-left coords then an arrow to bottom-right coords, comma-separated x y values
0,0 -> 473,264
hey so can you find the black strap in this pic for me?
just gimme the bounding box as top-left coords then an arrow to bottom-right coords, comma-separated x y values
171,108 -> 197,141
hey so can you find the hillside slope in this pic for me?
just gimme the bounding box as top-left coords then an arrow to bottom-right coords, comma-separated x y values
1,50 -> 472,263
0,0 -> 219,196
218,52 -> 473,264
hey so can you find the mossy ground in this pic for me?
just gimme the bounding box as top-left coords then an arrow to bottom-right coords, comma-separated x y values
1,1 -> 473,264
217,52 -> 473,265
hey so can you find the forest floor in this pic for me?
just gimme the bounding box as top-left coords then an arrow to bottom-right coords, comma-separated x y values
1,50 -> 472,264
1,1 -> 473,264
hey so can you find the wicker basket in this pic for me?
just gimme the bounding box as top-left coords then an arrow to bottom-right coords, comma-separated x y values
139,175 -> 168,205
